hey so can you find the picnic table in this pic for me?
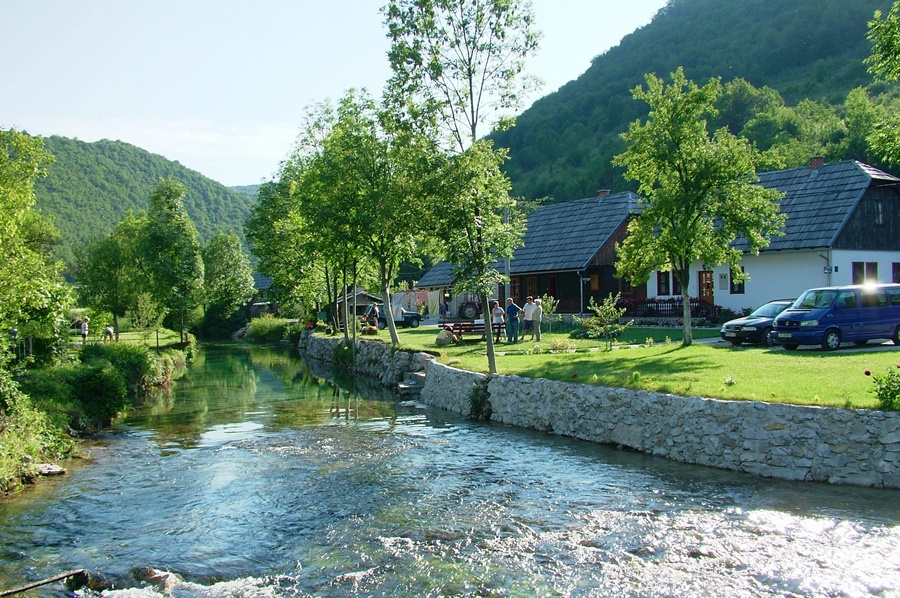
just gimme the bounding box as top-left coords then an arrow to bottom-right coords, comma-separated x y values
445,320 -> 505,342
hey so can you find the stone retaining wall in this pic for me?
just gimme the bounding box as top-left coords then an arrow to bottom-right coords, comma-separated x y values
420,360 -> 900,489
298,331 -> 433,386
300,333 -> 900,488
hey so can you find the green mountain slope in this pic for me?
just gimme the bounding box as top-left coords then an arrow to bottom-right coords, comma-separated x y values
495,0 -> 893,202
33,136 -> 255,265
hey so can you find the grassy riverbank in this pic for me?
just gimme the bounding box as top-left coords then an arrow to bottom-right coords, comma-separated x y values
2,327 -> 190,495
388,325 -> 898,409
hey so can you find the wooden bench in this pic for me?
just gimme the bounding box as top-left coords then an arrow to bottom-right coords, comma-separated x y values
446,321 -> 505,342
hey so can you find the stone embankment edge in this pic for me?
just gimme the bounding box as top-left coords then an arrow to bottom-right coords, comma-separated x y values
300,332 -> 900,489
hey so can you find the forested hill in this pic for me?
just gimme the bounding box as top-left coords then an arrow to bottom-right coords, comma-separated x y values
33,136 -> 255,266
494,0 -> 894,202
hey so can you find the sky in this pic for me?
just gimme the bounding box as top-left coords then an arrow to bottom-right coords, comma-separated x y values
1,1 -> 668,187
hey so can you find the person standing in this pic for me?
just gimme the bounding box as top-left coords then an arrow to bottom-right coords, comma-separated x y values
533,298 -> 543,341
522,296 -> 536,340
505,297 -> 521,344
490,300 -> 505,342
80,317 -> 89,345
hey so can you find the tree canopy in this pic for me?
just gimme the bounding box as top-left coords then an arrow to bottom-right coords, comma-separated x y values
613,68 -> 785,346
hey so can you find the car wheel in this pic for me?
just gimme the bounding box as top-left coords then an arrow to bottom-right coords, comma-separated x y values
783,344 -> 799,351
409,318 -> 420,328
459,303 -> 478,320
893,324 -> 900,346
821,329 -> 841,351
853,340 -> 868,346
377,319 -> 386,330
762,327 -> 775,347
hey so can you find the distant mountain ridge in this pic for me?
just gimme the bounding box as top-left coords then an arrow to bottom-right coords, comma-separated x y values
33,136 -> 255,266
494,0 -> 895,202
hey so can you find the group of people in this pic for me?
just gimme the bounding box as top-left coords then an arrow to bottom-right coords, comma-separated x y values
491,295 -> 542,344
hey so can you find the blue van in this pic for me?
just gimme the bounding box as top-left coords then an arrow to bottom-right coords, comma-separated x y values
772,284 -> 900,350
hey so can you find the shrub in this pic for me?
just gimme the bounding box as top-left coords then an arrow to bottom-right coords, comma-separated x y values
868,365 -> 900,411
72,360 -> 128,425
244,316 -> 294,343
81,343 -> 153,395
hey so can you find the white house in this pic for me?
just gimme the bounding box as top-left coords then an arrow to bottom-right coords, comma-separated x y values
646,159 -> 900,312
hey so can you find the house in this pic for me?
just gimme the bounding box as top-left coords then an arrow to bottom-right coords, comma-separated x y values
416,191 -> 645,315
645,159 -> 900,312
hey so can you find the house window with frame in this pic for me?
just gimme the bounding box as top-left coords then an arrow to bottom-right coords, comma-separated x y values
590,272 -> 600,292
852,262 -> 878,284
875,201 -> 885,226
893,262 -> 900,283
730,267 -> 745,294
656,270 -> 670,295
672,274 -> 682,296
618,277 -> 633,295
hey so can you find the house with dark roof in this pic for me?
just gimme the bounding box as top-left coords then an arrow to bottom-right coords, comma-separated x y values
416,191 -> 645,315
646,159 -> 900,312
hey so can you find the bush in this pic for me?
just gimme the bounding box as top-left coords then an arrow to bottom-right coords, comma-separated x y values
72,360 -> 128,425
868,365 -> 900,411
82,343 -> 153,395
244,316 -> 295,343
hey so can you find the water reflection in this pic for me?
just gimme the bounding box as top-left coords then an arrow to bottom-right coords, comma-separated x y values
0,343 -> 897,597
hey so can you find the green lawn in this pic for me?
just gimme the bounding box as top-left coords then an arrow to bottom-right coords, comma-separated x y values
384,325 -> 899,409
69,327 -> 182,353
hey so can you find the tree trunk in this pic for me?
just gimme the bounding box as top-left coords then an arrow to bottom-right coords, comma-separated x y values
482,292 -> 497,375
681,286 -> 693,347
341,266 -> 350,344
113,313 -> 120,342
383,285 -> 400,346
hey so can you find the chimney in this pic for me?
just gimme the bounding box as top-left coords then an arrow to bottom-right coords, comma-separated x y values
597,189 -> 610,198
809,156 -> 825,171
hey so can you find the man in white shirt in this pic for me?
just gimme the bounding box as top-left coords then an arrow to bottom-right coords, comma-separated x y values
522,296 -> 537,341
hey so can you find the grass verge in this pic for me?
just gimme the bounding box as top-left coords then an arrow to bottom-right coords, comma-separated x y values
383,325 -> 898,409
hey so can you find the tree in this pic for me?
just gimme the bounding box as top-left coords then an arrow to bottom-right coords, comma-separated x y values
140,179 -> 204,343
866,3 -> 900,165
612,68 -> 786,346
201,230 -> 255,337
307,90 -> 438,346
385,0 -> 539,374
0,129 -> 71,366
74,213 -> 146,340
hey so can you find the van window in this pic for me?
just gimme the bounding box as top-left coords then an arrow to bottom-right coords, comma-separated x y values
861,289 -> 889,308
888,288 -> 900,305
835,290 -> 857,309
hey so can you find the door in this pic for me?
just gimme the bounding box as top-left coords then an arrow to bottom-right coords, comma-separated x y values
699,271 -> 714,307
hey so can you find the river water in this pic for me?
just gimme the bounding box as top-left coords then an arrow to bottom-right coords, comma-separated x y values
1,343 -> 899,597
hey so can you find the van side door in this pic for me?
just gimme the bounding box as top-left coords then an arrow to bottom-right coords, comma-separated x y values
859,288 -> 891,339
828,289 -> 861,340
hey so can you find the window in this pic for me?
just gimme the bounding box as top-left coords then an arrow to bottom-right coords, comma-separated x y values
590,272 -> 600,292
860,289 -> 888,308
526,276 -> 537,298
852,262 -> 878,284
730,267 -> 745,295
619,277 -> 633,295
510,277 -> 521,301
875,201 -> 885,226
657,271 -> 670,295
672,275 -> 682,296
894,262 -> 900,284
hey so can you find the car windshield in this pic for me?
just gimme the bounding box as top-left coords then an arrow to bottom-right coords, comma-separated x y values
749,302 -> 790,318
793,290 -> 836,309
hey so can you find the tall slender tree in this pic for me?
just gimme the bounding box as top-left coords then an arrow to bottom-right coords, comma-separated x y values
384,0 -> 539,373
141,179 -> 204,343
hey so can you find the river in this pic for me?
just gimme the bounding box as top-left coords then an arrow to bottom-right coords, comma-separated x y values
1,343 -> 898,597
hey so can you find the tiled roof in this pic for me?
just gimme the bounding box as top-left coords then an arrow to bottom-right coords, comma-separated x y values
752,160 -> 900,252
510,192 -> 641,273
415,192 -> 641,287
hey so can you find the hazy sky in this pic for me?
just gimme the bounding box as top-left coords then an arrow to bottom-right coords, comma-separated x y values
1,1 -> 668,186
